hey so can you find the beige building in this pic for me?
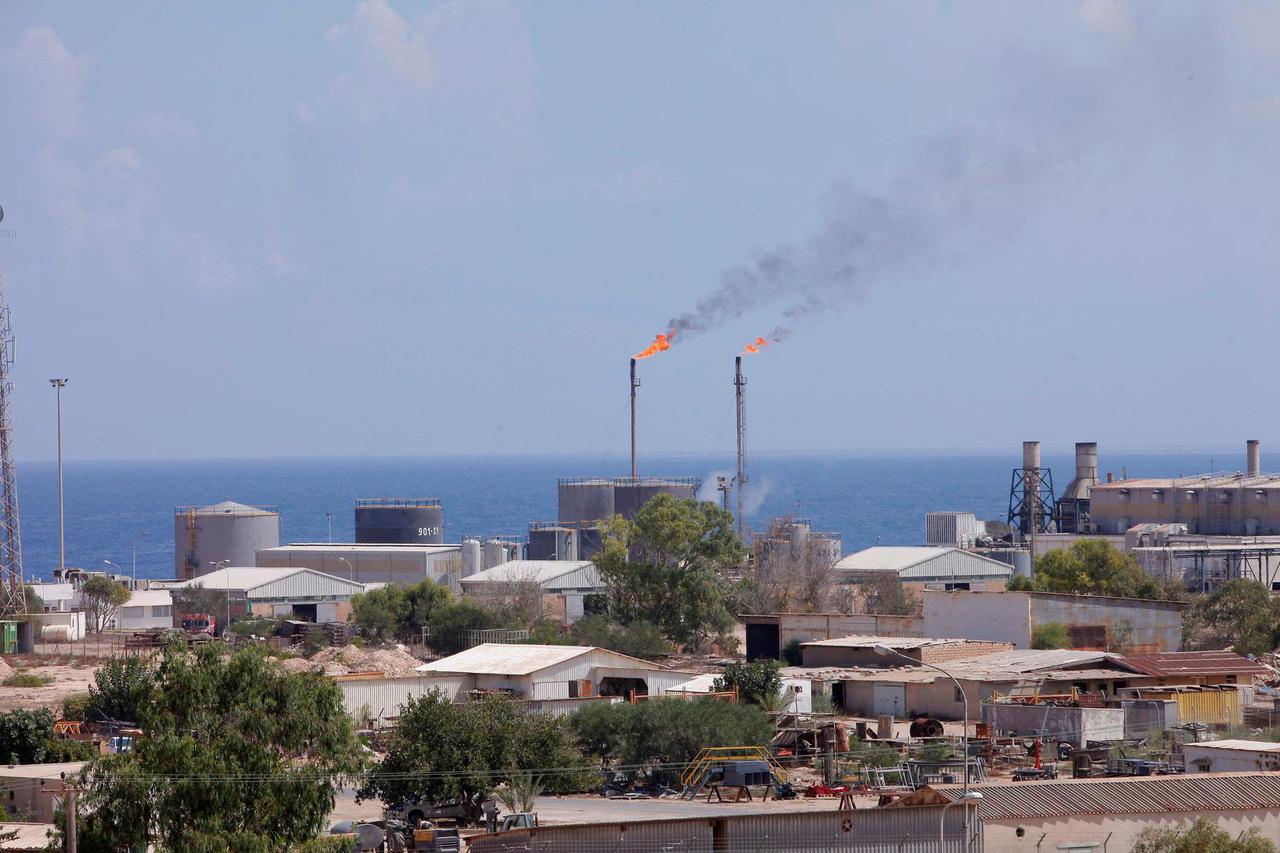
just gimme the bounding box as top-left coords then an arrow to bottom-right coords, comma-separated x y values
0,762 -> 84,824
798,635 -> 1012,668
1184,740 -> 1280,773
923,589 -> 1184,652
741,612 -> 924,661
255,543 -> 462,587
890,772 -> 1280,852
458,560 -> 603,626
834,546 -> 1011,591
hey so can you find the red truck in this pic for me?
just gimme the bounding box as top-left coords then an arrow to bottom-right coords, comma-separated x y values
179,613 -> 217,636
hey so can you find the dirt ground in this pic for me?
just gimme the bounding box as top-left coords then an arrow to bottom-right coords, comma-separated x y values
0,655 -> 98,712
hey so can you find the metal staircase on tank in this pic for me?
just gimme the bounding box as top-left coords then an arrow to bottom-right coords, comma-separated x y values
678,746 -> 786,800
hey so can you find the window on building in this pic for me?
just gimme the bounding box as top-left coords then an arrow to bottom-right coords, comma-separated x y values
119,606 -> 143,618
568,680 -> 579,698
152,605 -> 172,617
954,687 -> 964,703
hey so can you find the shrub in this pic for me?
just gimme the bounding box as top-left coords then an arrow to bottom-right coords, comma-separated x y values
781,638 -> 804,666
713,659 -> 782,706
62,695 -> 90,722
1031,622 -> 1071,650
3,672 -> 52,688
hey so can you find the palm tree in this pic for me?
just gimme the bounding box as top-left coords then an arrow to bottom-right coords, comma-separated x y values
494,772 -> 542,815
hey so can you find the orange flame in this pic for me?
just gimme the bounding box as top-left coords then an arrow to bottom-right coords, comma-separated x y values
741,336 -> 770,355
634,331 -> 676,359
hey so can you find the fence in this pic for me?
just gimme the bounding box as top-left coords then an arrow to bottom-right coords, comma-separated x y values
30,630 -> 168,659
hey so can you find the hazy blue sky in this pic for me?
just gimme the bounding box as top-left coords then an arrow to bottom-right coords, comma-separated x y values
2,1 -> 1279,461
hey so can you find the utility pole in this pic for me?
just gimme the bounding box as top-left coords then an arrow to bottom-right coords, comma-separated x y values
716,475 -> 731,512
42,775 -> 79,853
0,268 -> 26,617
629,358 -> 638,479
734,356 -> 747,538
49,378 -> 68,575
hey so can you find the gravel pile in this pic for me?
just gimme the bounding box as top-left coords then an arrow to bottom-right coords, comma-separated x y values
282,644 -> 424,678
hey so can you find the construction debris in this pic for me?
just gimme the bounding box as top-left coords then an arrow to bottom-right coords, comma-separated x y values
278,644 -> 424,678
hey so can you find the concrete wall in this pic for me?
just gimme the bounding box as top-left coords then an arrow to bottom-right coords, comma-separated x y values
982,703 -> 1126,747
256,546 -> 462,588
924,591 -> 1032,647
801,641 -> 1011,669
984,809 -> 1280,853
1028,595 -> 1182,653
838,677 -> 1014,720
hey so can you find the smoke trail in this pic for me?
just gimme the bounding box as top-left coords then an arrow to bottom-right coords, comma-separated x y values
663,5 -> 1225,341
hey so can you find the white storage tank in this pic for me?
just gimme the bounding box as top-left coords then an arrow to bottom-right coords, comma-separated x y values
174,501 -> 280,580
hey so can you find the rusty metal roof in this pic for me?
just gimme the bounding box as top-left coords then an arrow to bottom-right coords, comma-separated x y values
1118,650 -> 1271,678
889,772 -> 1280,820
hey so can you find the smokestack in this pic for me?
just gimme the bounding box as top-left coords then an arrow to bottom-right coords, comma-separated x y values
1248,439 -> 1261,477
1022,441 -> 1040,535
1075,442 -> 1099,487
630,358 -> 638,479
735,356 -> 747,538
1023,441 -> 1041,470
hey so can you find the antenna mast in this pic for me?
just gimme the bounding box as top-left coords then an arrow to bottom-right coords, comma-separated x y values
0,268 -> 25,616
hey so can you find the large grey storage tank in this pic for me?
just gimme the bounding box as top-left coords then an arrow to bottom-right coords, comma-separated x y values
612,477 -> 700,519
558,479 -> 615,524
527,523 -> 580,561
355,498 -> 444,545
174,501 -> 280,579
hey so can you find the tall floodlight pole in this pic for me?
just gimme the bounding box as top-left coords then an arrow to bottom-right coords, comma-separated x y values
629,358 -> 639,479
49,379 -> 68,575
0,268 -> 24,617
734,356 -> 747,538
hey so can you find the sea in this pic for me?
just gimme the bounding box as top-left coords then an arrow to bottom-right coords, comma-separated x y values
12,450 -> 1241,583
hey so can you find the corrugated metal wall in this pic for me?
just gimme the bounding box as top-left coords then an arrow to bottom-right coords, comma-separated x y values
338,676 -> 467,726
249,571 -> 364,601
465,808 -> 979,852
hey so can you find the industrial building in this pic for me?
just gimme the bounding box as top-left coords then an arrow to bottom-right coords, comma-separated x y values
458,560 -> 604,625
111,588 -> 173,631
751,517 -> 842,577
174,500 -> 280,579
168,566 -> 366,623
923,589 -> 1185,652
415,643 -> 693,711
25,582 -> 74,613
890,772 -> 1280,851
255,543 -> 462,587
1184,740 -> 1280,773
797,635 -> 1012,669
526,521 -> 604,561
1116,650 -> 1270,687
834,546 -> 1011,591
740,612 -> 924,661
355,498 -> 444,544
1090,440 -> 1280,536
924,512 -> 983,547
557,477 -> 700,524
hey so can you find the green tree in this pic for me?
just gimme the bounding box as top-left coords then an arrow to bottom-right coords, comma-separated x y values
362,692 -> 588,824
1031,539 -> 1166,599
80,575 -> 131,632
0,709 -> 58,764
86,655 -> 154,724
349,584 -> 408,642
1005,574 -> 1033,591
594,493 -> 745,647
568,615 -> 669,659
170,584 -> 229,628
860,573 -> 920,615
1031,622 -> 1071,650
78,642 -> 364,851
570,699 -> 772,785
1184,579 -> 1280,656
713,659 -> 782,706
22,585 -> 43,614
1132,817 -> 1277,853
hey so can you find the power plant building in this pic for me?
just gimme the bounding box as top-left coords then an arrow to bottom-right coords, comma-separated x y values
175,501 -> 280,580
1090,441 -> 1280,536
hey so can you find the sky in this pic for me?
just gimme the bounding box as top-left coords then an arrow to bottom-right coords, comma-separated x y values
2,1 -> 1280,462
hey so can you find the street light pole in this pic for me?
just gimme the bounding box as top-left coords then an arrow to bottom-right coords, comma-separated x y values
940,791 -> 983,852
49,379 -> 68,575
336,556 -> 353,583
212,559 -> 230,635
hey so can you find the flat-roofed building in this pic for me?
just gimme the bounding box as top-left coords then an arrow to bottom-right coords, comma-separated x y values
255,543 -> 462,587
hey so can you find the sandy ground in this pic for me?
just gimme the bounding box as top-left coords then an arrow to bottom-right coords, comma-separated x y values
0,656 -> 97,711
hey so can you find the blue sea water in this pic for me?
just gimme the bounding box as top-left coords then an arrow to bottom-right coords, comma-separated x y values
13,450 -> 1236,582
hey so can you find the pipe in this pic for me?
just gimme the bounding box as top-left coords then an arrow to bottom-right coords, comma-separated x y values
629,358 -> 638,479
735,356 -> 747,538
1248,439 -> 1261,477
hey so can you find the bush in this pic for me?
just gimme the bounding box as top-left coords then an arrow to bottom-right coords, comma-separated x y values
569,616 -> 669,659
781,639 -> 804,666
0,709 -> 58,764
713,659 -> 782,706
86,655 -> 153,724
1031,622 -> 1071,650
62,695 -> 90,722
3,672 -> 53,688
571,698 -> 773,784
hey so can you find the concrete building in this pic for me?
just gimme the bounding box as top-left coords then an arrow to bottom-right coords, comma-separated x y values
1184,740 -> 1280,773
168,566 -> 366,623
890,772 -> 1280,852
0,762 -> 84,823
1090,440 -> 1280,536
24,583 -> 74,613
798,635 -> 1012,669
255,543 -> 462,587
458,560 -> 603,625
834,546 -> 1011,591
111,588 -> 173,631
416,643 -> 694,713
741,613 -> 924,662
923,589 -> 1185,652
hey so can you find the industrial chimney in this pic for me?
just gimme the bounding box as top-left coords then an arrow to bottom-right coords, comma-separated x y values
1248,439 -> 1261,477
1022,441 -> 1041,534
1074,442 -> 1099,490
629,358 -> 638,479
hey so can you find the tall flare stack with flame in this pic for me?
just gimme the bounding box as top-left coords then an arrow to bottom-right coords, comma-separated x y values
629,331 -> 676,479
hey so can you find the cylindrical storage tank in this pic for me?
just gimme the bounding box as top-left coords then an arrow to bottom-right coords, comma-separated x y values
1248,440 -> 1261,477
612,477 -> 701,519
355,498 -> 444,545
461,538 -> 482,577
577,525 -> 604,559
174,501 -> 280,579
558,479 -> 615,524
41,625 -> 72,642
527,526 -> 563,561
482,539 -> 509,570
